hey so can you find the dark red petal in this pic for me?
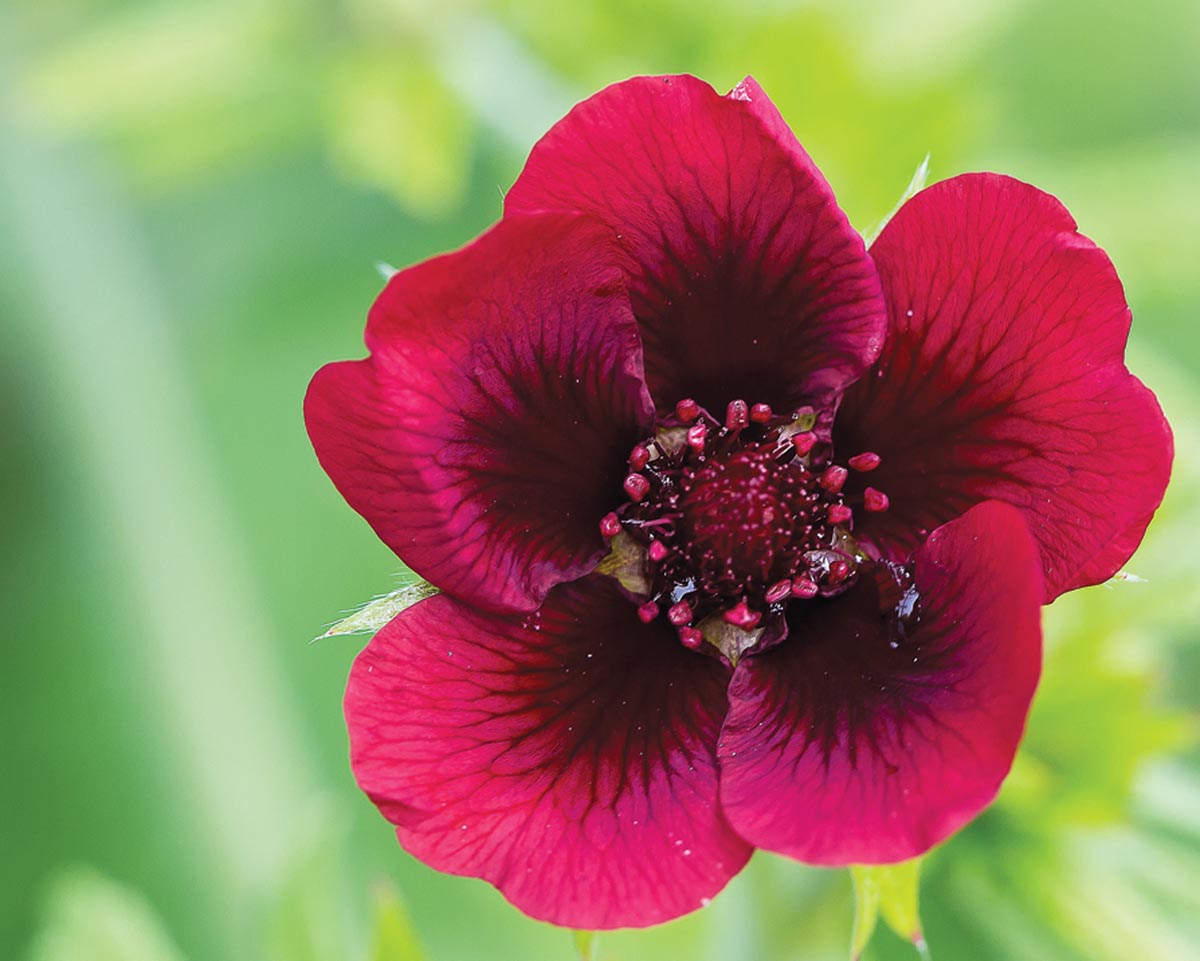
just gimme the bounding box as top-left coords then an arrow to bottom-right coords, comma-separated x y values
346,576 -> 752,928
305,213 -> 654,613
1057,506 -> 1158,593
506,74 -> 886,414
718,501 -> 1042,865
836,174 -> 1173,600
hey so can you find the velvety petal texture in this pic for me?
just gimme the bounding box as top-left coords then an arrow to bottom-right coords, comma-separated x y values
305,213 -> 654,613
836,174 -> 1173,600
346,576 -> 752,928
310,72 -> 1174,927
717,501 -> 1043,864
506,75 -> 886,414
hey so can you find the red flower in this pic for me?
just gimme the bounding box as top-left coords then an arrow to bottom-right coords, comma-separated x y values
305,76 -> 1172,928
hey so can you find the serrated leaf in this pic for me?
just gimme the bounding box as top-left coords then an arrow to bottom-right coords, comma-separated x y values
863,155 -> 931,247
572,930 -> 597,961
370,882 -> 427,961
850,859 -> 926,960
316,580 -> 438,641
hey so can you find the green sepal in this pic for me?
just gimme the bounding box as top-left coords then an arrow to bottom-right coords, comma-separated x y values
863,155 -> 931,247
572,930 -> 597,961
315,579 -> 438,641
850,858 -> 928,960
1105,569 -> 1147,585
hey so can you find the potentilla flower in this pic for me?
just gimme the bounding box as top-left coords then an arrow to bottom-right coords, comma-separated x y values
305,75 -> 1172,928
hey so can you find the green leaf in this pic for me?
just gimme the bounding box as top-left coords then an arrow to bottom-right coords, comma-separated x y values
315,579 -> 438,641
850,859 -> 926,960
862,154 -> 930,247
25,867 -> 189,961
572,930 -> 597,961
370,882 -> 428,961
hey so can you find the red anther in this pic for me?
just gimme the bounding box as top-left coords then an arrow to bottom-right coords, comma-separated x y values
637,601 -> 660,624
828,503 -> 853,525
848,451 -> 882,472
820,465 -> 848,493
629,444 -> 651,471
827,560 -> 851,585
667,600 -> 692,626
750,402 -> 773,424
793,576 -> 819,599
675,398 -> 701,422
725,399 -> 749,430
764,579 -> 792,604
723,600 -> 762,629
686,422 -> 707,452
624,473 -> 651,502
791,431 -> 817,455
679,626 -> 704,650
648,539 -> 670,563
599,512 -> 622,538
863,487 -> 890,512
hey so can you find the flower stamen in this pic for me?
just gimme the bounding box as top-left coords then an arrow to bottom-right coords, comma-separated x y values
599,512 -> 622,538
819,466 -> 848,493
675,398 -> 701,422
597,399 -> 896,654
864,487 -> 890,513
848,451 -> 882,472
636,600 -> 660,624
623,473 -> 651,502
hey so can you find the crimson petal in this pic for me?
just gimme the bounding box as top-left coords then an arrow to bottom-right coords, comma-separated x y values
506,74 -> 886,414
718,501 -> 1042,865
345,575 -> 752,928
836,174 -> 1172,600
305,213 -> 654,613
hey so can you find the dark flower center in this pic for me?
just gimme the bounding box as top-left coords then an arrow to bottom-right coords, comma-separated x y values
599,398 -> 893,654
679,445 -> 802,590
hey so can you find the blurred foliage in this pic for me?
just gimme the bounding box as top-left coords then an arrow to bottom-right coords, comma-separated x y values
1,1 -> 1197,961
25,869 -> 188,961
370,881 -> 429,961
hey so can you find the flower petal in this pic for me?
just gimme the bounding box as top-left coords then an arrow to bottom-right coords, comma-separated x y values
718,500 -> 1042,865
836,174 -> 1173,600
506,74 -> 886,414
305,213 -> 654,613
346,575 -> 752,928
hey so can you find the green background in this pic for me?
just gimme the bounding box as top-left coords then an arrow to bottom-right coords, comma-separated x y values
2,1 -> 1198,959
